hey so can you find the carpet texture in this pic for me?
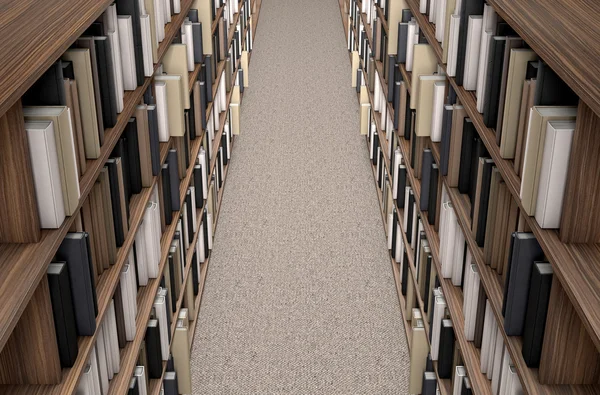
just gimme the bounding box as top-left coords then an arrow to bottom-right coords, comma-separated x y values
190,0 -> 410,393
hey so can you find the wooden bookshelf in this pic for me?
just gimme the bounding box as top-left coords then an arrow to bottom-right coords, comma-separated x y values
343,0 -> 600,393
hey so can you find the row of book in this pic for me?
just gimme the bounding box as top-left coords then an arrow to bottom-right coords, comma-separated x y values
23,0 -> 251,233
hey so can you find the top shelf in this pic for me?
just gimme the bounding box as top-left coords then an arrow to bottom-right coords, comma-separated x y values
0,0 -> 114,118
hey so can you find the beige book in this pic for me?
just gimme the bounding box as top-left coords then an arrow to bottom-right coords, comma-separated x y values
410,44 -> 438,109
471,159 -> 486,238
144,0 -> 159,62
499,49 -> 538,158
232,84 -> 241,105
192,0 -> 213,55
360,103 -> 371,135
483,167 -> 501,265
62,49 -> 101,159
447,105 -> 467,187
416,75 -> 447,136
135,105 -> 153,187
225,57 -> 233,92
174,136 -> 187,179
98,168 -> 117,265
23,106 -> 80,215
241,50 -> 249,87
90,181 -> 109,273
360,85 -> 369,105
74,38 -> 105,141
409,319 -> 429,394
387,0 -> 408,55
173,321 -> 192,393
154,75 -> 185,137
520,106 -> 577,215
514,79 -> 536,176
207,178 -> 215,218
386,181 -> 394,219
405,273 -> 416,320
442,0 -> 457,63
183,275 -> 195,317
162,44 -> 190,109
351,51 -> 360,88
193,81 -> 204,134
65,79 -> 87,175
231,103 -> 241,135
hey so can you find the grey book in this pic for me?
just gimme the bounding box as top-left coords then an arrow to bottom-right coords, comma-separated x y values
204,56 -> 213,102
188,9 -> 198,22
503,233 -> 544,336
522,262 -> 553,367
401,9 -> 413,22
168,150 -> 181,211
164,372 -> 179,395
147,105 -> 160,176
420,149 -> 433,211
387,55 -> 396,102
93,36 -> 118,128
192,22 -> 204,64
533,61 -> 578,106
397,23 -> 409,64
56,233 -> 97,336
440,105 -> 453,176
422,371 -> 437,395
427,163 -> 438,225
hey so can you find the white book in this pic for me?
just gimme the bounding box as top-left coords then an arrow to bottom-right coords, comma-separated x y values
464,264 -> 480,341
431,81 -> 446,142
219,71 -> 227,110
463,15 -> 483,91
182,202 -> 190,249
440,203 -> 456,278
499,352 -> 512,395
431,295 -> 446,360
480,300 -> 494,374
393,150 -> 402,199
453,366 -> 466,395
104,5 -> 125,112
154,0 -> 166,42
173,0 -> 181,13
388,213 -> 394,249
197,224 -> 206,262
487,320 -> 498,380
395,222 -> 404,262
163,0 -> 171,23
507,365 -> 523,395
492,334 -> 505,394
117,16 -> 137,91
134,366 -> 148,395
120,264 -> 136,341
406,21 -> 417,72
100,318 -> 113,379
89,347 -> 102,395
140,15 -> 154,77
183,21 -> 195,72
135,220 -> 149,286
153,295 -> 170,360
451,229 -> 466,286
420,0 -> 428,14
78,364 -> 96,395
154,81 -> 170,141
95,329 -> 109,395
25,121 -> 66,229
447,14 -> 461,77
107,301 -> 121,373
535,120 -> 575,229
435,0 -> 447,42
429,0 -> 437,22
374,73 -> 381,112
189,187 -> 198,232
143,204 -> 157,278
476,5 -> 497,112
199,148 -> 208,199
207,213 -> 213,250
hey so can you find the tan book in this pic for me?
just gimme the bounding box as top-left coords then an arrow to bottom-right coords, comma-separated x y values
241,51 -> 249,87
192,0 -> 213,55
74,39 -> 105,141
398,81 -> 408,137
410,44 -> 437,109
218,18 -> 226,61
173,320 -> 192,393
442,0 -> 457,62
225,57 -> 233,92
144,0 -> 159,62
178,308 -> 189,327
496,39 -> 524,139
520,106 -> 577,215
471,159 -> 486,238
65,79 -> 87,175
416,75 -> 446,136
62,48 -> 102,158
360,103 -> 371,135
89,180 -> 109,274
405,273 -> 416,320
409,319 -> 428,394
483,167 -> 501,265
98,168 -> 117,265
174,136 -> 187,179
499,49 -> 538,159
135,105 -> 153,187
23,106 -> 80,215
387,0 -> 408,56
154,75 -> 185,137
69,211 -> 83,232
183,275 -> 195,317
413,136 -> 427,179
193,81 -> 204,134
231,103 -> 241,135
360,85 -> 369,105
447,105 -> 467,187
81,196 -> 99,285
162,44 -> 190,109
514,79 -> 536,176
351,51 -> 360,88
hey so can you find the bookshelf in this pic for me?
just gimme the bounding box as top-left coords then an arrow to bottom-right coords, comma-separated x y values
0,0 -> 260,393
340,0 -> 600,394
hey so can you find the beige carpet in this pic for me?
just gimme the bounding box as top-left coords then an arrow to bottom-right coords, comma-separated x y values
190,0 -> 410,393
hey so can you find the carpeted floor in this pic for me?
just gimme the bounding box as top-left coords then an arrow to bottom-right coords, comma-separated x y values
190,0 -> 409,393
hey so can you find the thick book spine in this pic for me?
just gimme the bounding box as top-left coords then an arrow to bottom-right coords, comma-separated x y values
125,118 -> 143,194
145,321 -> 163,378
420,150 -> 433,211
458,119 -> 475,194
522,262 -> 553,367
168,150 -> 181,210
162,164 -> 173,225
437,319 -> 455,378
147,106 -> 161,176
428,164 -> 439,225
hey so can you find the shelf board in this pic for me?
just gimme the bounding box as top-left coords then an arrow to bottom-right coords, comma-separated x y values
0,0 -> 194,358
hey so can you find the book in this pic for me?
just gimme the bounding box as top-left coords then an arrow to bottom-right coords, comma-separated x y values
416,76 -> 446,136
410,44 -> 437,109
155,75 -> 186,137
163,44 -> 191,109
47,262 -> 78,367
522,262 -> 553,367
115,0 -> 145,86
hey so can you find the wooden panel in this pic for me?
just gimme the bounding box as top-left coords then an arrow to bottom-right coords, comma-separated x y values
0,100 -> 40,243
560,101 -> 600,243
539,278 -> 600,385
0,280 -> 60,384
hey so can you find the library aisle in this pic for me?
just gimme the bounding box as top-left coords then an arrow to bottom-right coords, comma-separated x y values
190,0 -> 409,392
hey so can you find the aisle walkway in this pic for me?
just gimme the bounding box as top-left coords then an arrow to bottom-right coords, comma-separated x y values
190,0 -> 409,392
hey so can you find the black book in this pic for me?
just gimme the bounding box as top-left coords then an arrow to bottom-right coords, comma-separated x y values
128,377 -> 139,395
23,60 -> 66,106
455,0 -> 485,85
391,209 -> 398,257
221,133 -> 228,166
125,118 -> 143,194
526,60 -> 540,80
168,150 -> 181,210
533,61 -> 579,106
115,0 -> 145,86
204,55 -> 213,102
193,164 -> 204,207
113,284 -> 127,348
185,191 -> 195,244
83,233 -> 98,314
440,106 -> 453,176
93,37 -> 118,128
372,133 -> 379,166
428,164 -> 439,225
356,69 -> 362,93
503,233 -> 544,336
397,23 -> 409,63
483,37 -> 507,127
458,118 -> 476,194
426,353 -> 434,372
47,262 -> 78,368
473,282 -> 487,348
420,149 -> 433,211
192,23 -> 204,64
191,253 -> 200,295
188,9 -> 198,22
462,377 -> 473,395
202,208 -> 210,255
147,106 -> 161,176
164,372 -> 179,395
168,253 -> 177,309
162,164 -> 173,225
475,159 -> 494,246
401,252 -> 409,295
397,165 -> 407,209
144,85 -> 155,105
387,55 -> 396,102
522,262 -> 553,367
188,93 -> 197,140
145,320 -> 163,378
423,255 -> 432,313
199,79 -> 208,130
437,319 -> 455,378
239,69 -> 245,94
107,159 -> 127,246
447,84 -> 458,105
56,233 -> 97,336
422,372 -> 437,395
406,190 -> 415,244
